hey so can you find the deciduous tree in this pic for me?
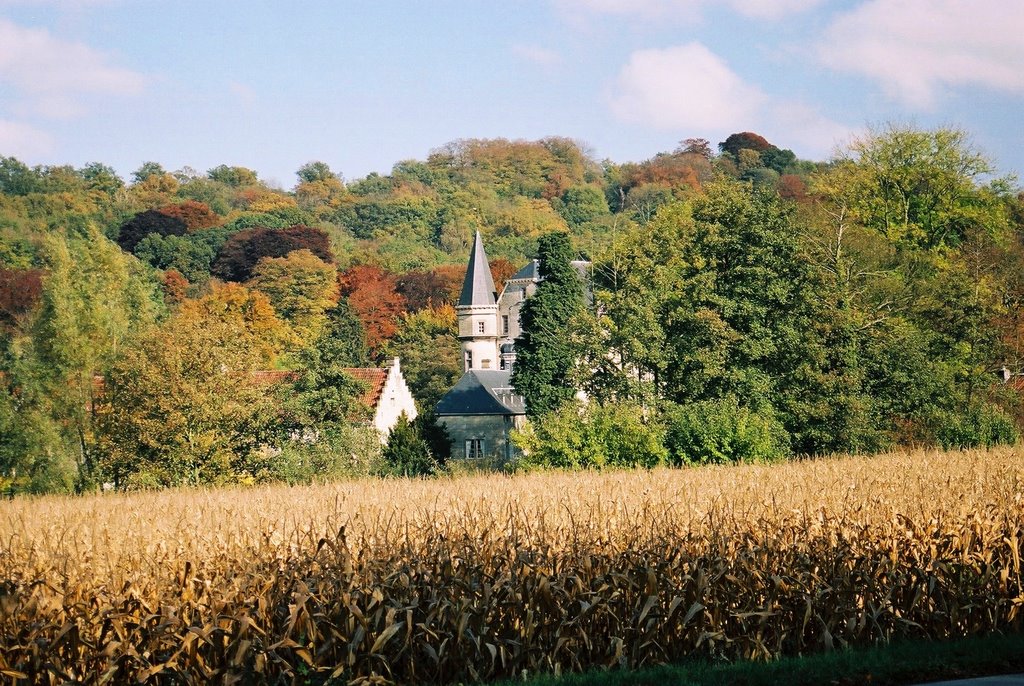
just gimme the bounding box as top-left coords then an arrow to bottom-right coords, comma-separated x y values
248,249 -> 339,345
212,225 -> 334,282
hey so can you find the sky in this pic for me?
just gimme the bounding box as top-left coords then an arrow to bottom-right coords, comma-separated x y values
1,0 -> 1022,189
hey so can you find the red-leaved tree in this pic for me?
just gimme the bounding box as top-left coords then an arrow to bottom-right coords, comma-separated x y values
338,265 -> 407,353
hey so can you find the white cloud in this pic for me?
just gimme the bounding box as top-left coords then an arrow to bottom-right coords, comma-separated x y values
556,0 -> 821,21
608,43 -> 768,131
0,18 -> 145,119
730,0 -> 822,19
0,119 -> 55,157
818,0 -> 1024,108
512,44 -> 563,67
764,102 -> 858,160
608,43 -> 853,159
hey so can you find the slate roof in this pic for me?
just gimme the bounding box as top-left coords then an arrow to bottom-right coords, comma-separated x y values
458,231 -> 497,307
435,370 -> 526,416
509,259 -> 539,282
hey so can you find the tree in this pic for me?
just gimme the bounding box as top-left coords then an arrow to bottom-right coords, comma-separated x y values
663,397 -> 789,465
98,297 -> 285,488
378,414 -> 438,477
380,305 -> 461,411
829,124 -> 1006,249
0,268 -> 43,333
133,233 -> 216,284
155,200 -> 222,231
161,269 -> 189,307
676,138 -> 712,159
117,209 -> 188,253
553,186 -> 610,227
207,165 -> 259,187
0,156 -> 39,195
183,282 -> 292,364
337,264 -> 407,352
212,225 -> 334,282
248,249 -> 339,345
131,161 -> 166,184
511,232 -> 585,419
718,132 -> 771,159
512,400 -> 666,470
19,226 -> 162,487
79,162 -> 124,194
760,146 -> 796,174
296,161 -> 341,184
314,299 -> 369,368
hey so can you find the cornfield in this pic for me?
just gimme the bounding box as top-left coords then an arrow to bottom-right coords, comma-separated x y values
1,448 -> 1022,684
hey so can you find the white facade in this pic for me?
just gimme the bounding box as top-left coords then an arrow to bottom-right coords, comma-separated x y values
371,357 -> 418,439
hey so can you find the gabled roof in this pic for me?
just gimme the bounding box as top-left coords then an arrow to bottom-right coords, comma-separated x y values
458,231 -> 497,307
435,370 -> 526,416
344,368 -> 389,410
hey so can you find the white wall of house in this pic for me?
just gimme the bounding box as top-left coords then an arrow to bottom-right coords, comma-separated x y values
373,358 -> 418,438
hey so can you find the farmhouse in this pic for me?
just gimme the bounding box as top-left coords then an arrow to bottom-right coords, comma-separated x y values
254,357 -> 417,441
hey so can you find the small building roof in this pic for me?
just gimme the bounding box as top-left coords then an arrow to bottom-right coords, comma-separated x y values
435,370 -> 526,416
509,259 -> 539,282
458,231 -> 497,307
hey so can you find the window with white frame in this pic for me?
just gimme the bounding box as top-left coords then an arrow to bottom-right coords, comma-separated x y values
465,438 -> 484,459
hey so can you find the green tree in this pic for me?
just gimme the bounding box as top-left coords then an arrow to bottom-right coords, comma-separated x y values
380,304 -> 461,412
663,397 -> 790,465
512,399 -> 666,470
207,165 -> 259,187
98,289 -> 286,488
378,414 -> 438,476
511,232 -> 586,419
297,161 -> 340,184
832,124 -> 1006,250
248,248 -> 339,345
17,226 -> 162,487
131,161 -> 166,184
314,299 -> 369,368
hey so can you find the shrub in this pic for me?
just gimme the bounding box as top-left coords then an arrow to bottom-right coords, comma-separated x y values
664,397 -> 790,465
934,402 -> 1019,450
513,399 -> 667,470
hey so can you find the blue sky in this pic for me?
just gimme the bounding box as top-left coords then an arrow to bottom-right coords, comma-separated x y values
1,0 -> 1022,189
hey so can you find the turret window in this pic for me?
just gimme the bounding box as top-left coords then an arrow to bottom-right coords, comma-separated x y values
478,321 -> 485,334
502,315 -> 509,335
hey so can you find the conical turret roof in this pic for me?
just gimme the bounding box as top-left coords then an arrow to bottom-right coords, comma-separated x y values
458,231 -> 497,307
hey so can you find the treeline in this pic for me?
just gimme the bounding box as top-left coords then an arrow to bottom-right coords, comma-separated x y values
513,127 -> 1024,468
1,125 -> 1022,491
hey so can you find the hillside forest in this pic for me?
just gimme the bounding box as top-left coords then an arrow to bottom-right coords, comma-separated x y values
1,126 -> 1022,493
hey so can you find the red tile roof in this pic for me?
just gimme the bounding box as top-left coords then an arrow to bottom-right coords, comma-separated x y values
342,368 -> 389,411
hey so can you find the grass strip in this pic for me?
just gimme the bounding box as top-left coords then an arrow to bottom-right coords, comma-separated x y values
502,632 -> 1024,686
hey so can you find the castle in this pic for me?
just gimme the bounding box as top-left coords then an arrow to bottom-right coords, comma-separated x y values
435,231 -> 588,463
435,232 -> 530,463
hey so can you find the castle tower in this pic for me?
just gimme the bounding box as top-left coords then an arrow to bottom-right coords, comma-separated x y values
457,231 -> 500,371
